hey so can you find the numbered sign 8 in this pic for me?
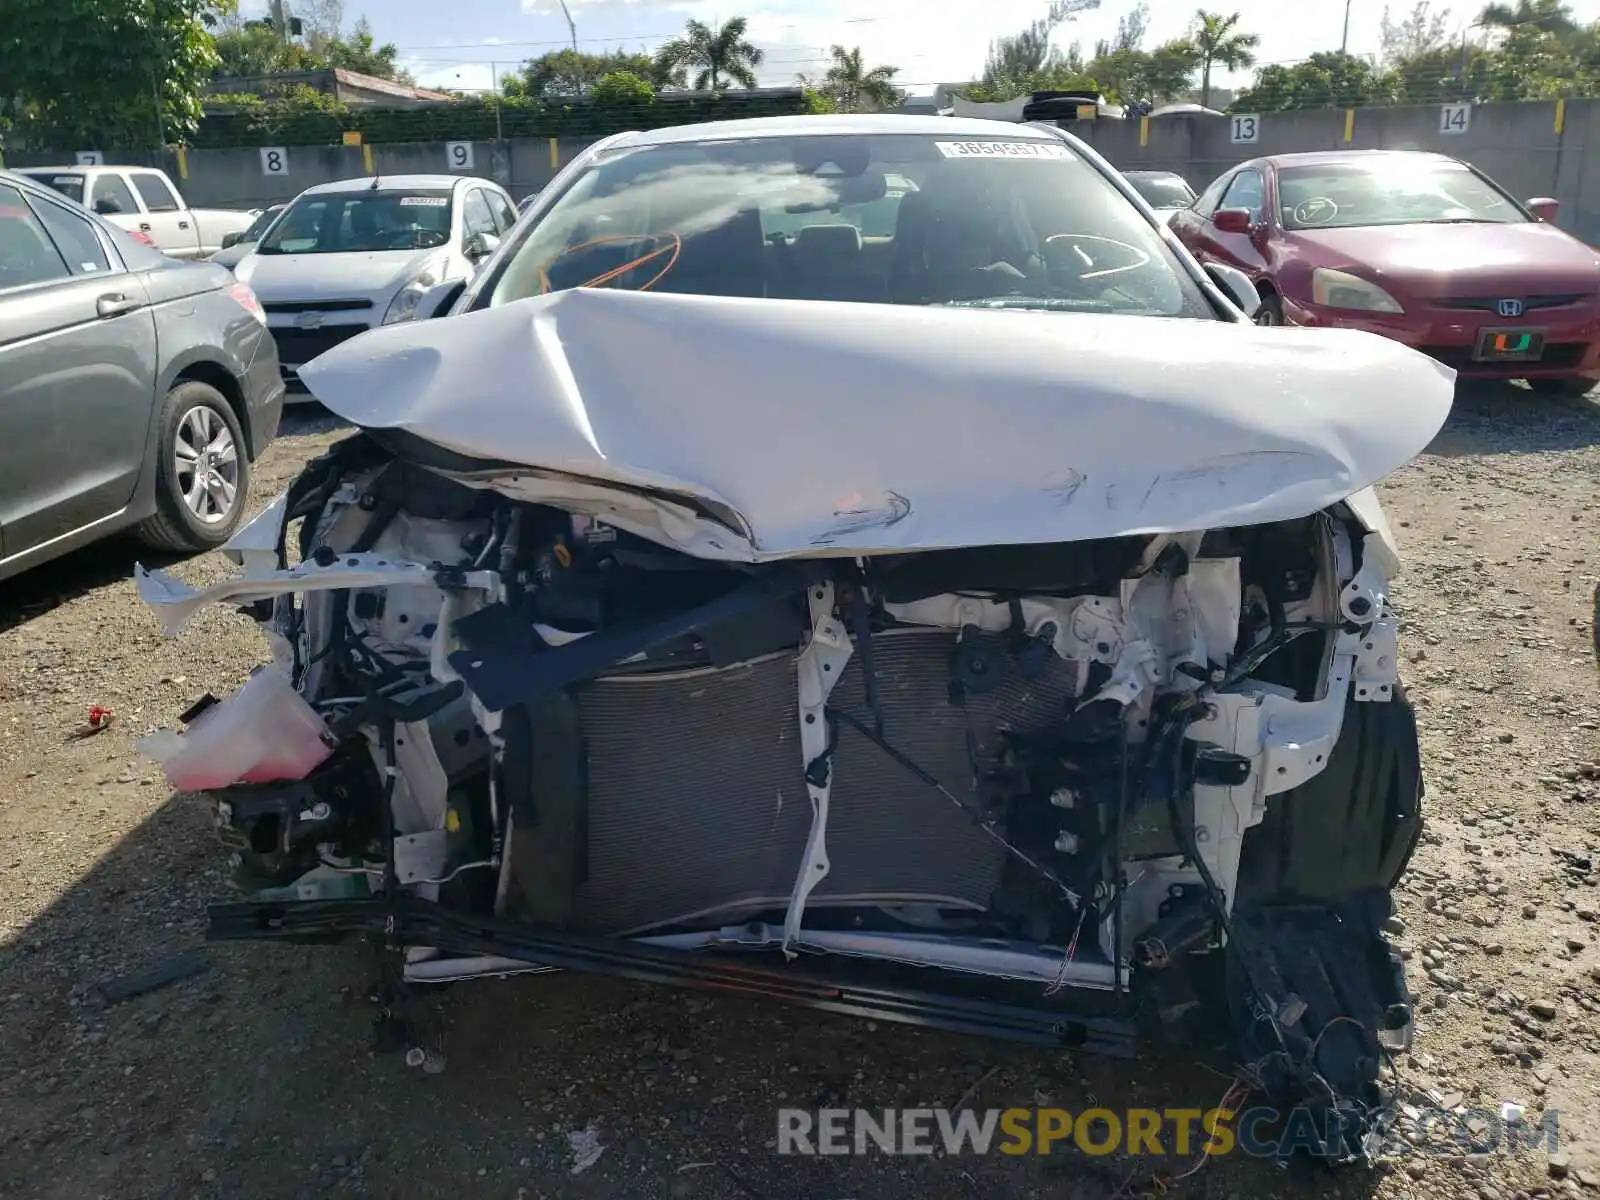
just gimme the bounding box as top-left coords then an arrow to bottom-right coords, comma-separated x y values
1230,114 -> 1261,145
75,150 -> 104,166
259,147 -> 289,176
446,141 -> 475,171
1439,103 -> 1470,135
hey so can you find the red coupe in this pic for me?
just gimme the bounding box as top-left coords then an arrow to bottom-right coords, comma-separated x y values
1169,149 -> 1600,395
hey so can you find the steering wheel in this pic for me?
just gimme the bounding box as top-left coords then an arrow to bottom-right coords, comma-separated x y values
537,231 -> 682,293
1292,197 -> 1339,227
1043,233 -> 1152,282
383,229 -> 433,250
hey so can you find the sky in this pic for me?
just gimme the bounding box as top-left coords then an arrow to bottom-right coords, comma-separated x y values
251,0 -> 1600,96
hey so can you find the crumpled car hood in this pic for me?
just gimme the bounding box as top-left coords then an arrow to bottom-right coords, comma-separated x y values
298,288 -> 1454,561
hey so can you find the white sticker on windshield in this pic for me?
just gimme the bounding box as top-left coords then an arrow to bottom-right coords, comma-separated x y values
934,141 -> 1073,161
53,177 -> 79,185
399,196 -> 449,206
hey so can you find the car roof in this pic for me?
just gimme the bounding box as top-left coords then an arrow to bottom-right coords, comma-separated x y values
1123,169 -> 1186,180
299,174 -> 492,195
1252,149 -> 1465,170
603,113 -> 1063,150
12,165 -> 148,173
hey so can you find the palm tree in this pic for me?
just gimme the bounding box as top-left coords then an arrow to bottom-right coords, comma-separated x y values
809,45 -> 903,112
1477,0 -> 1577,36
1192,10 -> 1260,108
654,17 -> 764,91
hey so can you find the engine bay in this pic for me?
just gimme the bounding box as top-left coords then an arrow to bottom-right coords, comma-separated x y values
138,433 -> 1421,1162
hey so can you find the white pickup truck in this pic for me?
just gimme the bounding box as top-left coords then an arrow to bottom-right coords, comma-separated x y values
16,165 -> 256,259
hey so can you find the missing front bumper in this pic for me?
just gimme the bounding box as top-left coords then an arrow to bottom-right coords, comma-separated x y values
207,895 -> 1140,1055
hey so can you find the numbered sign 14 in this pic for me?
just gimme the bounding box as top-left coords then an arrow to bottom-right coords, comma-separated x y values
446,141 -> 474,171
1439,103 -> 1470,135
1230,114 -> 1260,145
259,147 -> 289,176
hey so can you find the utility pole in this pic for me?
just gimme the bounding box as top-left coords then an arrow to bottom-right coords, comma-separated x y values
558,0 -> 578,54
1341,0 -> 1352,54
270,0 -> 289,44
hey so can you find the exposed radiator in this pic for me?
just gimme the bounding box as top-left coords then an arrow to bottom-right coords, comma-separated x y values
568,629 -> 1081,934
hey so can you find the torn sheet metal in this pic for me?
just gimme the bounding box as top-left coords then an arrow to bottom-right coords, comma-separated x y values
297,288 -> 1455,562
134,555 -> 498,637
219,489 -> 288,576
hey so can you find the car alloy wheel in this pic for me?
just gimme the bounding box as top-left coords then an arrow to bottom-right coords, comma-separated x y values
173,402 -> 241,525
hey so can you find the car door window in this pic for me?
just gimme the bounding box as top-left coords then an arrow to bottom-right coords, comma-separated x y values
0,185 -> 71,290
487,190 -> 517,232
90,174 -> 139,217
463,189 -> 497,240
1191,173 -> 1232,219
129,172 -> 181,213
1220,170 -> 1264,221
27,194 -> 113,276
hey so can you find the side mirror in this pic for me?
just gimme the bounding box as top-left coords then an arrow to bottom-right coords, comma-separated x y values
1528,197 -> 1560,222
1213,207 -> 1253,235
93,198 -> 122,215
1204,262 -> 1262,319
221,231 -> 242,249
464,232 -> 500,262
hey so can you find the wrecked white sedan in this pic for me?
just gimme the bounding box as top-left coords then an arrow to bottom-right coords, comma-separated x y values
137,116 -> 1453,1161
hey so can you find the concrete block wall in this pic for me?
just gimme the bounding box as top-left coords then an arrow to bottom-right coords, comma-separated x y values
7,99 -> 1600,241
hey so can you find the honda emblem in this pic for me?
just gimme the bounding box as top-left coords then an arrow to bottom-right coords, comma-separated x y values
294,311 -> 325,329
1497,298 -> 1525,318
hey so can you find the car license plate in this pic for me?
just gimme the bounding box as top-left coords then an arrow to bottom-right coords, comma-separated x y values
1473,327 -> 1546,363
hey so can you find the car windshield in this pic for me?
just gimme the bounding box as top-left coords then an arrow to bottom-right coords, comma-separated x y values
241,205 -> 283,242
21,172 -> 85,204
1277,161 -> 1526,230
1127,174 -> 1195,209
256,190 -> 453,254
488,133 -> 1212,318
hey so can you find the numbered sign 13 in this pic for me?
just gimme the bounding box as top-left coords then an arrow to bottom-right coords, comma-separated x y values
1230,114 -> 1260,144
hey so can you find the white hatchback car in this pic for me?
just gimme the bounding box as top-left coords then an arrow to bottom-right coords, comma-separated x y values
234,174 -> 516,399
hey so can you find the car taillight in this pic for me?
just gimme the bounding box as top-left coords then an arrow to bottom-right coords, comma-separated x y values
226,281 -> 268,326
130,229 -> 157,247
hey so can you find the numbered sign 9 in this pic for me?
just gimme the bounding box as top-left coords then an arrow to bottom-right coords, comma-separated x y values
1439,103 -> 1470,135
446,141 -> 474,171
75,150 -> 104,166
259,146 -> 289,176
1230,113 -> 1261,145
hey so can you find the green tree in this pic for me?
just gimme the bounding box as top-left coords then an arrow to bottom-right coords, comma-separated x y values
1231,51 -> 1389,109
1192,10 -> 1260,107
963,0 -> 1101,101
1379,1 -> 1455,64
1088,39 -> 1200,102
324,17 -> 414,84
589,70 -> 655,106
801,45 -> 903,112
1478,0 -> 1577,36
511,48 -> 664,98
653,17 -> 765,91
213,22 -> 321,75
974,0 -> 1101,99
1,0 -> 230,149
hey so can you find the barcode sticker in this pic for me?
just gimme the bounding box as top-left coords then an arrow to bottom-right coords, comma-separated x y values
399,196 -> 449,207
934,141 -> 1073,160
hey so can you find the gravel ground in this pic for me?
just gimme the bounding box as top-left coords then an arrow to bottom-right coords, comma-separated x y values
1,387 -> 1597,1200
